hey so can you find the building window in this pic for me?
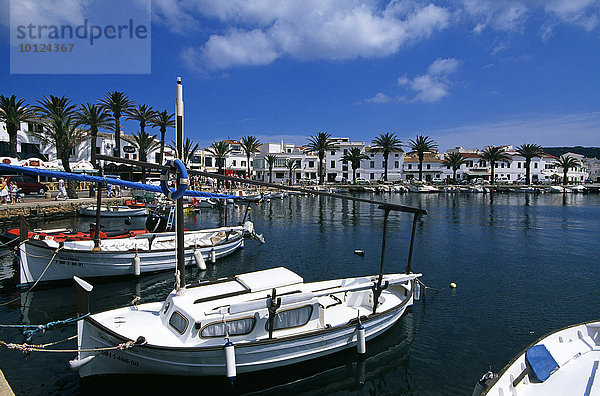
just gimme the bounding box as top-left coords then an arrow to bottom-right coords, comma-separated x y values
330,160 -> 335,168
517,162 -> 521,168
205,157 -> 213,167
125,153 -> 129,159
382,162 -> 385,168
343,172 -> 348,179
308,161 -> 314,168
534,163 -> 538,169
481,160 -> 486,167
394,161 -> 399,168
275,172 -> 285,179
395,153 -> 399,157
495,163 -> 498,168
232,160 -> 236,166
241,161 -> 246,167
408,164 -> 412,170
370,161 -> 374,168
330,150 -> 336,156
370,173 -> 374,179
426,164 -> 431,170
343,149 -> 348,155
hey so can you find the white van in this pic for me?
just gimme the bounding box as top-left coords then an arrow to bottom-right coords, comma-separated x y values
495,176 -> 512,184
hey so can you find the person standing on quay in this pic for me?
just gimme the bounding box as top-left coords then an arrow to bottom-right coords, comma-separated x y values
0,177 -> 8,205
56,178 -> 68,200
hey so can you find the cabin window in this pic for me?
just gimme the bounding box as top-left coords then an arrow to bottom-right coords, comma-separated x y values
270,305 -> 313,331
201,317 -> 256,338
169,311 -> 189,334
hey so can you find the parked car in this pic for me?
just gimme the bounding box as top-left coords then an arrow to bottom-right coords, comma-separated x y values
355,178 -> 370,185
1,175 -> 48,194
495,176 -> 512,184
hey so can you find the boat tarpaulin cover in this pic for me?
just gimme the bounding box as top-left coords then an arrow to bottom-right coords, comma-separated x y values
0,163 -> 239,199
526,344 -> 559,382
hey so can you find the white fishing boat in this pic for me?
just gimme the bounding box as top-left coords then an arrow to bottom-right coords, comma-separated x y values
71,266 -> 421,378
474,320 -> 600,396
568,185 -> 587,193
547,186 -> 567,193
18,222 -> 263,285
79,205 -> 149,217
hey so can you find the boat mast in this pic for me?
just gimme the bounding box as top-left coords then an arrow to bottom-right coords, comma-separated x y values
175,77 -> 185,291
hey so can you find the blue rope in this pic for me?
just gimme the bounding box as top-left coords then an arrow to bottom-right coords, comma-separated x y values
0,313 -> 89,342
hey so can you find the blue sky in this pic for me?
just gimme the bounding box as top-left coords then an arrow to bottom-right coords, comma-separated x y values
1,0 -> 599,151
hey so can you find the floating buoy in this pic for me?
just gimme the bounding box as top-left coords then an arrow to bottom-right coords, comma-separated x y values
357,324 -> 366,355
224,340 -> 236,382
354,249 -> 365,256
194,249 -> 206,270
133,254 -> 141,276
210,249 -> 216,263
449,282 -> 457,289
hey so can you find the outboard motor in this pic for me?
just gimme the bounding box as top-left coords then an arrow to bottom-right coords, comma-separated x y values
145,213 -> 167,233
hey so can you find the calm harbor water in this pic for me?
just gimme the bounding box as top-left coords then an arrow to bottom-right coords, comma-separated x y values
1,191 -> 599,395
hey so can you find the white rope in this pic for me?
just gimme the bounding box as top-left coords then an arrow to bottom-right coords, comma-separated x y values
0,338 -> 137,354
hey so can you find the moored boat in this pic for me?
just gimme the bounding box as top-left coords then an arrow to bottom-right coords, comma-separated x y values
473,320 -> 600,396
19,222 -> 263,285
79,205 -> 149,217
72,266 -> 421,378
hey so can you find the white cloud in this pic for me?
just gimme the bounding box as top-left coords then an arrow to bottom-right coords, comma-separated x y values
400,57 -> 460,103
364,92 -> 393,104
170,0 -> 450,70
429,112 -> 600,151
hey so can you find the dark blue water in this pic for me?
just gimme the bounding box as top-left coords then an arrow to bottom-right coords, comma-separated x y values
1,192 -> 599,395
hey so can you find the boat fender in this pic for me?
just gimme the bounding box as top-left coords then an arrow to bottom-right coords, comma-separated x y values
471,371 -> 496,396
160,159 -> 188,201
210,249 -> 216,264
354,249 -> 365,256
133,254 -> 141,276
357,324 -> 366,355
69,355 -> 95,370
224,340 -> 236,382
194,249 -> 206,270
414,280 -> 421,301
449,282 -> 457,289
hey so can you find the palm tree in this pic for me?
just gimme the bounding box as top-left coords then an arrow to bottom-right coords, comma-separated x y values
132,130 -> 160,183
341,147 -> 369,184
556,155 -> 581,186
168,137 -> 200,166
408,135 -> 438,181
0,95 -> 32,158
284,159 -> 299,186
303,132 -> 338,184
442,152 -> 467,184
371,132 -> 402,182
240,136 -> 261,179
207,141 -> 233,188
265,155 -> 278,183
126,104 -> 156,135
99,91 -> 133,158
75,103 -> 113,168
31,95 -> 86,198
516,144 -> 544,185
479,146 -> 511,184
150,110 -> 174,165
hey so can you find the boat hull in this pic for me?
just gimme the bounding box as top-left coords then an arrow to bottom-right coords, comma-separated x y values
77,292 -> 413,377
19,235 -> 244,284
79,206 -> 149,217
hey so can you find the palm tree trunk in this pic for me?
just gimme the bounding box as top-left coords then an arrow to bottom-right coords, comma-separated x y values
453,169 -> 457,184
60,156 -> 78,199
8,125 -> 18,158
159,128 -> 166,164
318,154 -> 324,185
269,168 -> 273,183
247,154 -> 251,179
91,128 -> 98,168
384,154 -> 388,181
525,159 -> 531,184
114,115 -> 121,158
352,167 -> 356,184
563,170 -> 568,185
491,161 -> 495,183
418,161 -> 423,181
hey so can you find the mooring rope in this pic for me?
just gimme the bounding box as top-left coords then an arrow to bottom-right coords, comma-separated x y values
0,313 -> 89,342
0,338 -> 138,354
0,246 -> 62,307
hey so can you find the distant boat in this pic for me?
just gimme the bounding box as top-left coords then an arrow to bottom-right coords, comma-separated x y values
408,182 -> 439,193
547,186 -> 567,193
473,320 -> 600,396
79,205 -> 149,217
568,185 -> 587,193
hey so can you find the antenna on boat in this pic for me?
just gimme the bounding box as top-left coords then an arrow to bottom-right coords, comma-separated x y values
175,76 -> 186,292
